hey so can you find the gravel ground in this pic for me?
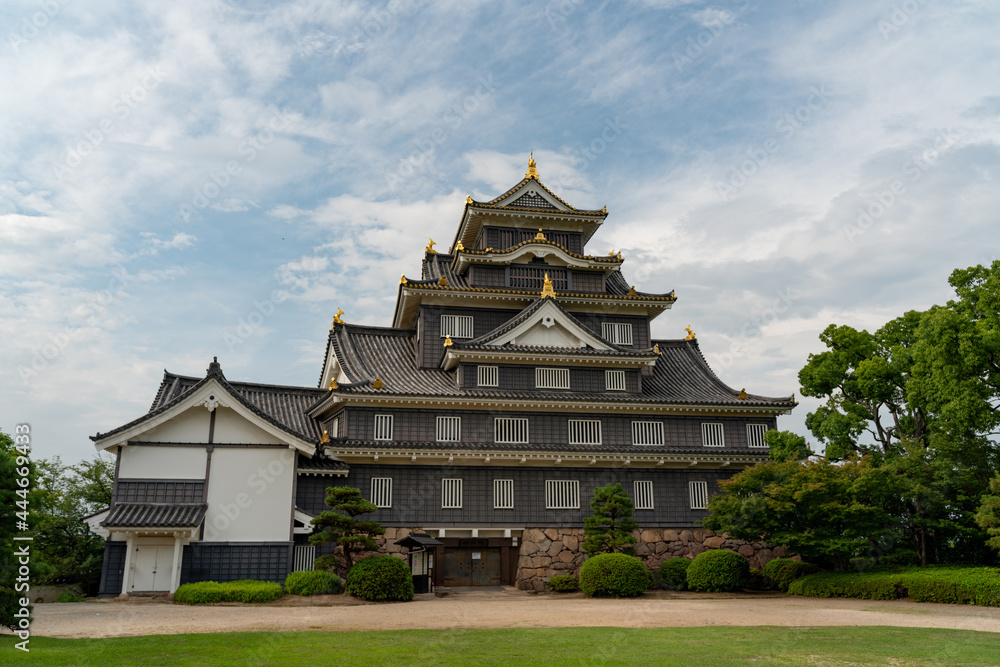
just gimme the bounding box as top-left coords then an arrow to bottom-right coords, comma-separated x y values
22,590 -> 1000,639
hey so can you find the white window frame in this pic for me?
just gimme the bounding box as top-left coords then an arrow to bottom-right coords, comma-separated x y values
747,423 -> 768,448
689,481 -> 709,510
545,480 -> 580,509
477,365 -> 498,387
440,314 -> 474,339
632,421 -> 665,446
702,422 -> 725,447
493,479 -> 514,509
495,417 -> 529,444
602,322 -> 633,346
441,478 -> 463,509
329,416 -> 340,439
436,416 -> 461,442
634,481 -> 654,510
568,419 -> 602,445
370,477 -> 392,508
535,367 -> 570,389
605,370 -> 626,391
373,414 -> 393,441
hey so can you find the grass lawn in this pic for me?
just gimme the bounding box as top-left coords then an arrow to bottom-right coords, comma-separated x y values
3,626 -> 996,666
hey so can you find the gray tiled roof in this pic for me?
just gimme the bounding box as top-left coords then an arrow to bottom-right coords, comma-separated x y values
298,457 -> 349,473
326,438 -> 769,457
103,502 -> 207,528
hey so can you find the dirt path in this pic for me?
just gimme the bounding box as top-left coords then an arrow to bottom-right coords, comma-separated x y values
24,590 -> 1000,639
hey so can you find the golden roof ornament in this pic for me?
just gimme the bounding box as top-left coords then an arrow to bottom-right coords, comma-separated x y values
628,285 -> 637,296
425,238 -> 437,254
617,251 -> 623,261
609,249 -> 616,256
540,272 -> 556,299
372,376 -> 383,390
328,378 -> 338,391
332,308 -> 345,326
654,343 -> 660,355
601,205 -> 608,214
466,195 -> 473,204
526,152 -> 539,179
684,325 -> 696,340
399,274 -> 408,285
443,335 -> 453,347
534,228 -> 546,241
455,240 -> 465,251
738,388 -> 748,400
438,276 -> 448,286
320,429 -> 330,443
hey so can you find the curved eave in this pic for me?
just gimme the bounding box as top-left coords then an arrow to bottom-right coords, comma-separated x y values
451,241 -> 622,275
451,202 -> 607,255
440,347 -> 659,370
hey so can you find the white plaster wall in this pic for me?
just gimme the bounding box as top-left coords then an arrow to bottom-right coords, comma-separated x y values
118,445 -> 207,479
212,407 -> 285,444
134,408 -> 211,443
203,447 -> 295,542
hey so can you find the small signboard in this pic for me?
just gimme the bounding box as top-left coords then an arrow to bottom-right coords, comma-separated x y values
471,552 -> 481,560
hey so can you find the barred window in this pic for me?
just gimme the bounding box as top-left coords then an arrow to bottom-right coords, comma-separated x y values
702,422 -> 725,447
494,479 -> 514,509
602,322 -> 633,346
634,481 -> 654,510
510,265 -> 568,290
536,367 -> 570,389
689,481 -> 709,509
442,478 -> 463,509
436,416 -> 461,442
441,314 -> 474,338
545,480 -> 580,509
568,419 -> 602,445
632,421 -> 664,446
373,414 -> 393,441
495,417 -> 529,444
477,365 -> 498,387
605,370 -> 626,391
747,424 -> 768,448
370,478 -> 392,508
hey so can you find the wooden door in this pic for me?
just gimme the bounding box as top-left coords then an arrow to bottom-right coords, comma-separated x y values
442,549 -> 471,586
131,545 -> 171,592
471,549 -> 501,586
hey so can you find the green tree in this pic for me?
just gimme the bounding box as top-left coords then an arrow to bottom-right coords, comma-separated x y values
974,474 -> 1000,554
765,430 -> 812,463
309,487 -> 385,575
582,483 -> 639,554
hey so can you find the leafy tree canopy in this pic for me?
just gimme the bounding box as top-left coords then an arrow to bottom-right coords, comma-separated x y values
582,482 -> 639,554
309,486 -> 385,574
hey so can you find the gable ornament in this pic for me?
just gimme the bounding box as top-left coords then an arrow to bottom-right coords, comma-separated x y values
684,325 -> 696,340
443,335 -> 453,347
738,388 -> 748,400
526,152 -> 539,179
540,272 -> 556,299
333,308 -> 345,326
425,238 -> 437,254
372,376 -> 383,390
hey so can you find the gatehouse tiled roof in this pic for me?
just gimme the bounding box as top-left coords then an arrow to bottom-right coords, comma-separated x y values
103,502 -> 207,528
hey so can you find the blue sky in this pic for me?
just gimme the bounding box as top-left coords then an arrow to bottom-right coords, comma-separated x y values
2,0 -> 998,463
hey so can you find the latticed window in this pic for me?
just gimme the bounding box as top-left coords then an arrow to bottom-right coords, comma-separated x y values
494,479 -> 514,509
370,478 -> 392,508
441,479 -> 463,509
702,422 -> 725,447
373,414 -> 393,441
747,424 -> 768,448
510,266 -> 568,290
536,367 -> 570,389
689,481 -> 709,509
440,314 -> 474,338
632,421 -> 664,446
495,417 -> 529,444
634,481 -> 654,510
436,416 -> 461,442
477,365 -> 498,387
545,480 -> 580,509
602,322 -> 633,345
606,370 -> 626,391
568,419 -> 601,445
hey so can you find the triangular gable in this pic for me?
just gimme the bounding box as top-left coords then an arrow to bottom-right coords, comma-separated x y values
93,377 -> 317,456
477,299 -> 613,350
490,179 -> 572,211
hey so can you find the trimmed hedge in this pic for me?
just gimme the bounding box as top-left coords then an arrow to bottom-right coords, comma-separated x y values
347,555 -> 414,602
789,566 -> 1000,607
659,558 -> 691,591
545,575 -> 580,592
686,550 -> 749,592
773,562 -> 821,591
285,570 -> 343,596
746,568 -> 772,591
173,580 -> 284,604
763,558 -> 799,583
579,553 -> 651,598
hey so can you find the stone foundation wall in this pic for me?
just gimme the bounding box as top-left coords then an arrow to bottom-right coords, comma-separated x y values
515,527 -> 790,591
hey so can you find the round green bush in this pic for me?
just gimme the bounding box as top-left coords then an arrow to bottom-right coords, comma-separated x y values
746,568 -> 772,591
685,549 -> 750,592
579,553 -> 651,598
346,555 -> 414,602
285,570 -> 343,596
659,558 -> 691,590
313,554 -> 339,573
763,557 -> 799,583
545,575 -> 580,592
773,561 -> 821,591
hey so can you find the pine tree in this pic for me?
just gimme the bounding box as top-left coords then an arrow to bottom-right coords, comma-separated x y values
309,487 -> 385,574
582,483 -> 639,554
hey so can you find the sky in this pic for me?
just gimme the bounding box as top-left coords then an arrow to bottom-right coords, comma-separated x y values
2,0 -> 998,464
